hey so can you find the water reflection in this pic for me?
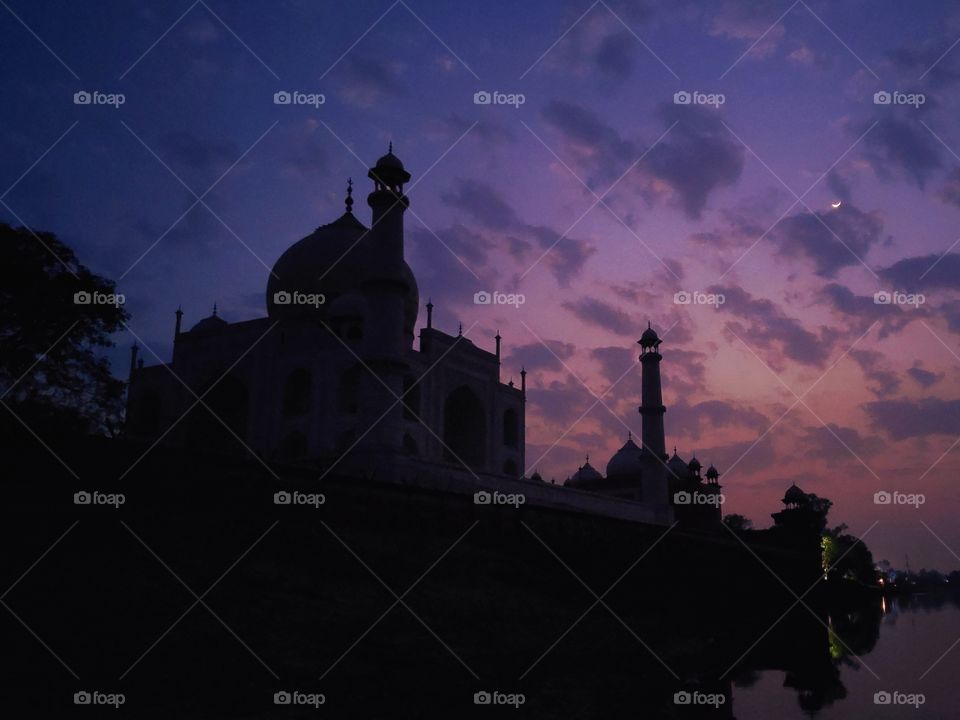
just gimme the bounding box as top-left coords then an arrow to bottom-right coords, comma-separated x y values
722,591 -> 960,719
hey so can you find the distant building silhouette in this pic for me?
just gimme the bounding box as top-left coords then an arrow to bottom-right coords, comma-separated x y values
564,323 -> 724,528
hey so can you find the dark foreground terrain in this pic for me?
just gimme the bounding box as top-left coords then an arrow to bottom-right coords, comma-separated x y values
1,437 -> 864,718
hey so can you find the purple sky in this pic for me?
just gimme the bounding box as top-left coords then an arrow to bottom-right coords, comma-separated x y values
2,0 -> 960,569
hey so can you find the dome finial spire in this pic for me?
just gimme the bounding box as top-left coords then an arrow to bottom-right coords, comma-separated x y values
212,302 -> 218,317
389,141 -> 393,154
345,178 -> 353,213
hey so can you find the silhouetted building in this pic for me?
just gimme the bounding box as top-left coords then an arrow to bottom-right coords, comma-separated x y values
125,148 -> 523,480
772,483 -> 825,536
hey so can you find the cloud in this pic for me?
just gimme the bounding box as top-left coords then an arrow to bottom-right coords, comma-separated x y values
707,0 -> 789,59
541,7 -> 654,83
907,366 -> 942,389
685,435 -> 777,477
278,119 -> 329,178
594,32 -> 636,80
433,223 -> 496,268
879,252 -> 960,291
591,346 -> 637,385
540,99 -> 635,188
826,170 -> 853,203
887,36 -> 960,89
669,399 -> 770,440
664,347 -> 708,387
562,297 -> 635,335
849,349 -> 901,398
406,225 -> 494,317
820,283 -> 918,338
800,424 -> 884,462
526,376 -> 596,429
864,397 -> 960,440
508,340 -> 576,372
158,131 -> 239,175
943,300 -> 960,334
938,168 -> 960,208
787,43 -> 816,67
773,203 -> 883,277
644,103 -> 745,218
860,117 -> 942,189
337,56 -> 404,107
540,100 -> 743,218
524,224 -> 596,286
441,178 -> 521,230
424,114 -> 515,147
709,284 -> 832,367
437,178 -> 596,285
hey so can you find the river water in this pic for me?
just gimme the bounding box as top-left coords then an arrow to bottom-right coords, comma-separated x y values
733,595 -> 960,719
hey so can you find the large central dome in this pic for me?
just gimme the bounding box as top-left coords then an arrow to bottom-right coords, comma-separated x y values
265,189 -> 419,336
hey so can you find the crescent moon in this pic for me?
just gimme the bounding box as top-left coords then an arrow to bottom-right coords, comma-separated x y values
831,201 -> 842,209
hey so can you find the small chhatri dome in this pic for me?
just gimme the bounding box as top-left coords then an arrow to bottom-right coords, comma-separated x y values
530,470 -> 543,483
705,464 -> 719,480
784,483 -> 806,505
606,434 -> 643,479
639,321 -> 661,348
376,142 -> 404,170
370,143 -> 411,187
687,456 -> 702,473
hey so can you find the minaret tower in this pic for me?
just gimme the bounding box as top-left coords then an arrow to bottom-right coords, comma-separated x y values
367,141 -> 410,275
356,145 -> 413,461
638,322 -> 666,461
638,322 -> 670,509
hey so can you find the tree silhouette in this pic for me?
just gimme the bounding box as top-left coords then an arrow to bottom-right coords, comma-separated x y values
0,224 -> 128,439
723,513 -> 753,532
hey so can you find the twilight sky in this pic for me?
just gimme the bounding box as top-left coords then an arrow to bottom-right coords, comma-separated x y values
2,0 -> 959,569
